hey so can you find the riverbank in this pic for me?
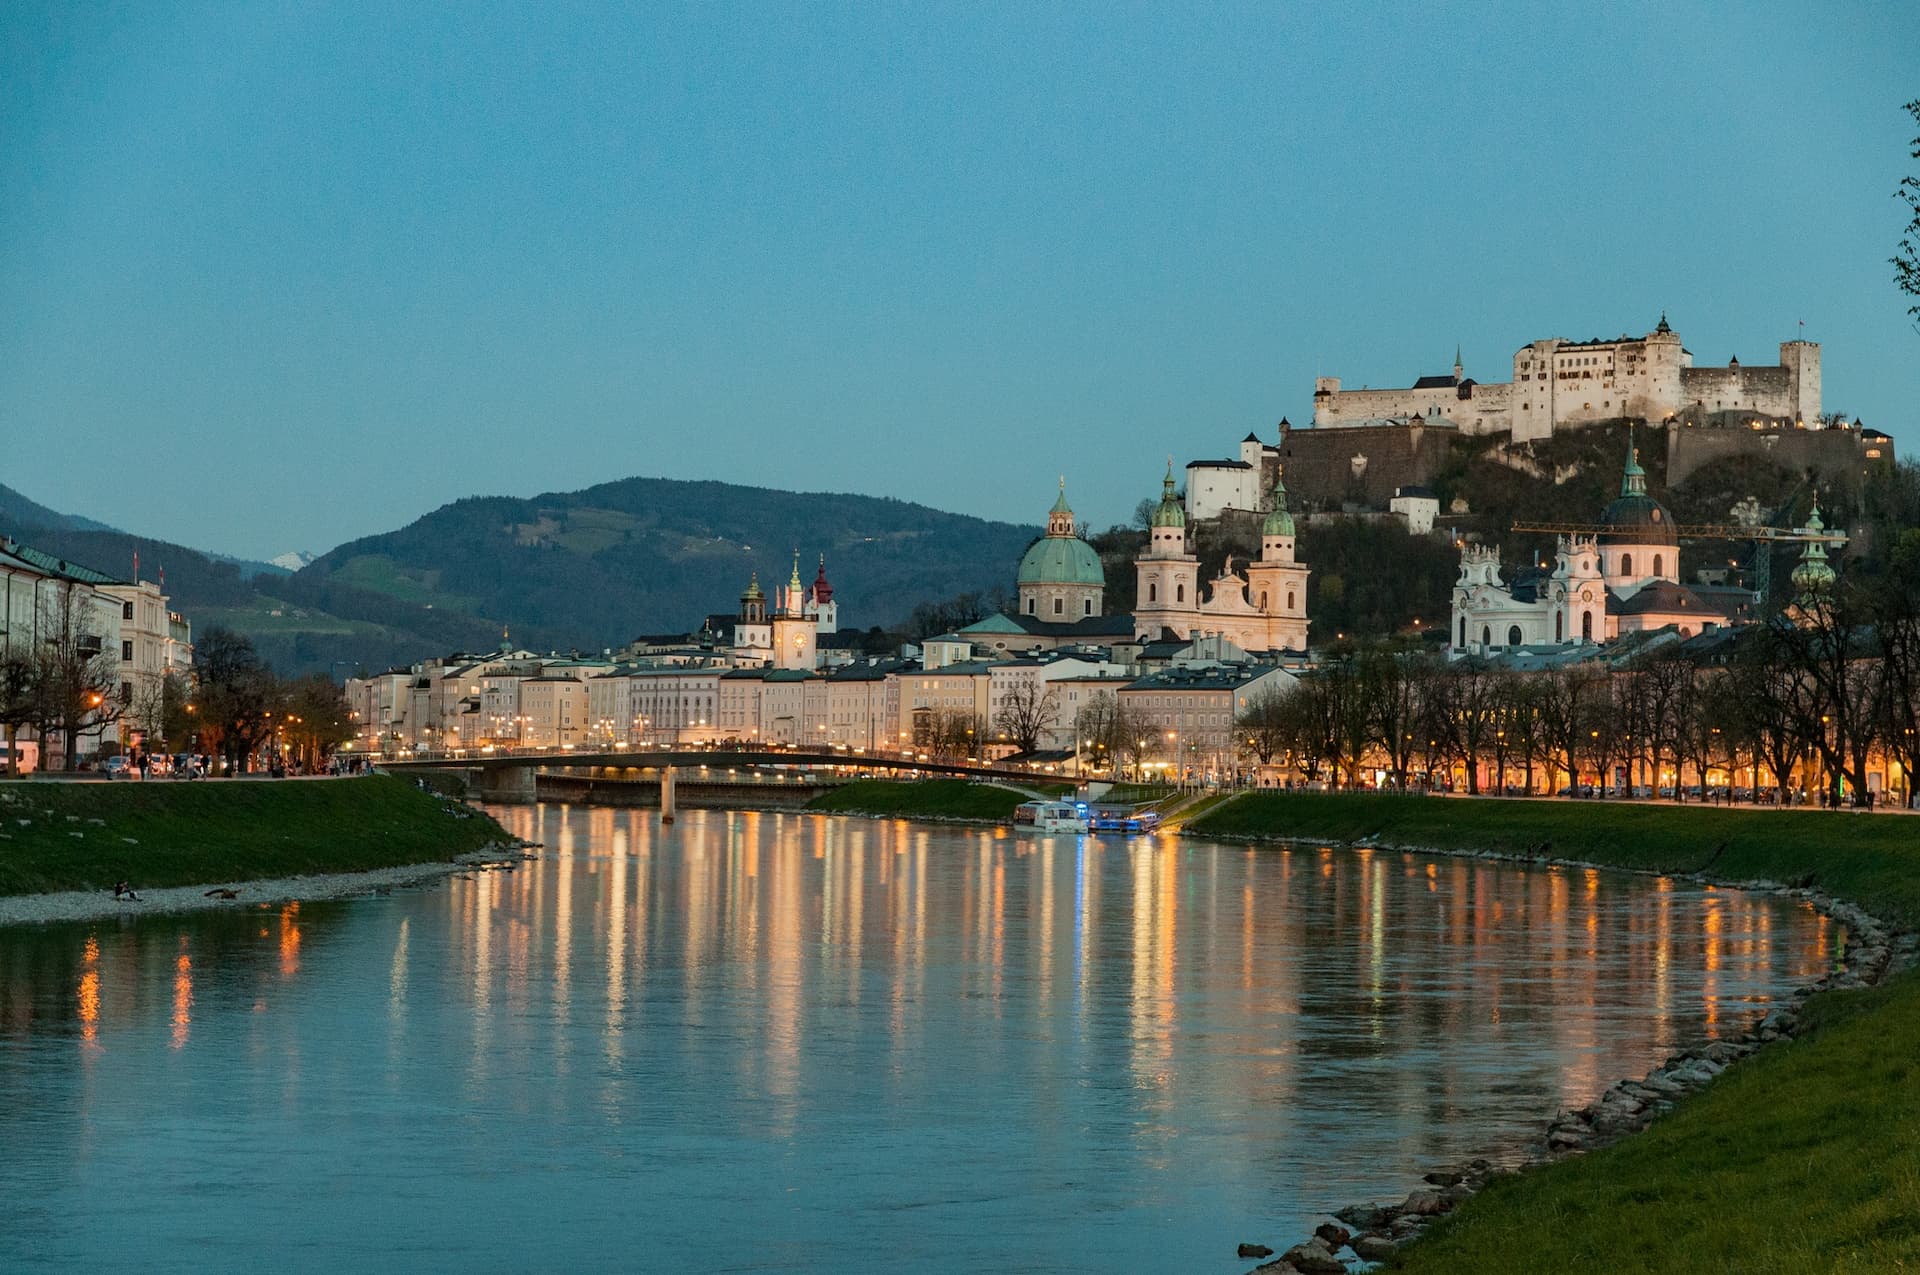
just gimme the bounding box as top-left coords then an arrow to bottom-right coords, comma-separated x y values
805,778 -> 1046,821
0,848 -> 527,928
1187,792 -> 1920,1273
0,775 -> 512,900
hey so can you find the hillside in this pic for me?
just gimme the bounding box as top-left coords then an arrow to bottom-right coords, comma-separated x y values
1,476 -> 1036,676
299,477 -> 1036,650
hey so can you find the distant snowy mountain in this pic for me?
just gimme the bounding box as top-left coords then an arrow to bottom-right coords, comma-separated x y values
270,550 -> 317,573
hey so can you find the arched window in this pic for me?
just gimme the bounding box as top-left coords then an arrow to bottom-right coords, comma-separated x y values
1259,591 -> 1268,610
1482,625 -> 1492,647
1148,582 -> 1157,603
1508,625 -> 1523,647
1176,583 -> 1185,603
1621,553 -> 1633,575
1286,590 -> 1295,611
1581,611 -> 1593,641
1653,553 -> 1664,577
1555,611 -> 1564,642
1053,597 -> 1063,615
1459,615 -> 1468,646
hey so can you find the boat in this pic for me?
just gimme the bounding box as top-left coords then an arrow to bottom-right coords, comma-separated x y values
1014,800 -> 1090,833
1087,806 -> 1161,834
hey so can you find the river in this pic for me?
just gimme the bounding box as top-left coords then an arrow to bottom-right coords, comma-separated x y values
0,806 -> 1831,1272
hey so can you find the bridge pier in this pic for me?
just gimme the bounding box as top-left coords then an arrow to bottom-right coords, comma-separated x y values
476,763 -> 538,805
661,765 -> 676,822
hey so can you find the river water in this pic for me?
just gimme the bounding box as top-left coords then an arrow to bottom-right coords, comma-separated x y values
0,807 -> 1831,1272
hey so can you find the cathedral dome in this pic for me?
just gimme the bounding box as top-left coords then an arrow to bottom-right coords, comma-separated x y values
1017,533 -> 1104,587
1599,436 -> 1675,544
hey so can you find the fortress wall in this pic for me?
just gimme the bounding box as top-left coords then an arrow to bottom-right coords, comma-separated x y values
1664,424 -> 1889,489
1276,422 -> 1454,510
1678,365 -> 1796,417
1314,381 -> 1514,435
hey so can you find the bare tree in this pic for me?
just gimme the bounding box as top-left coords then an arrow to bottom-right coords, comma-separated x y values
1235,682 -> 1293,767
1896,98 -> 1920,327
32,588 -> 124,771
993,679 -> 1059,755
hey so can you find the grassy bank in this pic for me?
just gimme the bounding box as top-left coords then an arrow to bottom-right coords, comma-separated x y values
1192,792 -> 1920,928
806,779 -> 1036,821
1188,792 -> 1920,1273
0,776 -> 508,896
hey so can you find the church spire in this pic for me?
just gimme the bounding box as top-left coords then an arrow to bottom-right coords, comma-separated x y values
1453,344 -> 1463,381
1620,426 -> 1648,497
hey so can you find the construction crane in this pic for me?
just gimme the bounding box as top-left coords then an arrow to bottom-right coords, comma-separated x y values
1509,505 -> 1847,603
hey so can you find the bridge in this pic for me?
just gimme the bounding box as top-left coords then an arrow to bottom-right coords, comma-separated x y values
380,748 -> 1065,806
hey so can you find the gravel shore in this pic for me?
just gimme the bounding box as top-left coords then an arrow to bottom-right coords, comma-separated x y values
0,845 -> 529,929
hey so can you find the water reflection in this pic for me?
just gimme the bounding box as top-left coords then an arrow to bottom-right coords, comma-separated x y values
0,808 -> 1830,1273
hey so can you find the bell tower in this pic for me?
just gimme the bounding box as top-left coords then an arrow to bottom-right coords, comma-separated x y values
1133,461 -> 1199,640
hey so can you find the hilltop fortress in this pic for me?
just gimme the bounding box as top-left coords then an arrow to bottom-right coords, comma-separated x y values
1312,316 -> 1820,442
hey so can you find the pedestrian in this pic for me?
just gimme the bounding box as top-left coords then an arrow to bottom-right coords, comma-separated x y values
137,751 -> 150,780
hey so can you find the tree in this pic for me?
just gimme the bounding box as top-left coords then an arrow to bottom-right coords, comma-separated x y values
279,674 -> 355,771
194,627 -> 277,774
1872,537 -> 1920,806
32,588 -> 124,771
0,652 -> 34,777
1773,584 -> 1884,807
993,679 -> 1059,755
1896,99 -> 1920,327
1536,665 -> 1603,793
1236,682 -> 1293,767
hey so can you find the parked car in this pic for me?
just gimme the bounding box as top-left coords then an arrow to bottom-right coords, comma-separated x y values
102,756 -> 131,779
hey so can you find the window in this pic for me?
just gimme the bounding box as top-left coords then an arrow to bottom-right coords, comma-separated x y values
1653,553 -> 1663,576
1286,590 -> 1295,611
1176,583 -> 1185,603
1481,625 -> 1491,647
1148,582 -> 1157,603
121,640 -> 133,661
1026,598 -> 1035,614
1555,612 -> 1564,642
1621,554 -> 1633,575
1508,625 -> 1523,647
1053,597 -> 1063,615
120,681 -> 133,703
1460,615 -> 1468,646
1083,599 -> 1092,615
1581,611 -> 1594,641
1259,591 -> 1268,610
122,601 -> 134,621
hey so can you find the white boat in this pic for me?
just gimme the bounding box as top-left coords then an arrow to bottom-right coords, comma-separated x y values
1014,800 -> 1090,833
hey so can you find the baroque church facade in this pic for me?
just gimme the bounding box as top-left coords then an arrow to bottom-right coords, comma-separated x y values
1450,439 -> 1747,655
1133,464 -> 1310,653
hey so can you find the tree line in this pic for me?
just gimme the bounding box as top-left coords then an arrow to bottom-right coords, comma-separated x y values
1235,548 -> 1920,808
1,605 -> 353,775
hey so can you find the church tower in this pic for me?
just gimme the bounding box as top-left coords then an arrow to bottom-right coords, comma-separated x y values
735,572 -> 770,652
1133,462 -> 1199,640
1243,469 -> 1310,650
770,554 -> 817,671
805,555 -> 838,634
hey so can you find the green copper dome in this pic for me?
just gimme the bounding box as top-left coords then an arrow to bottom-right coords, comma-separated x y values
1261,471 -> 1295,537
1150,463 -> 1186,528
1017,534 -> 1105,587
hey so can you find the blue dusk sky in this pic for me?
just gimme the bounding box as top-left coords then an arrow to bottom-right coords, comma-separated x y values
2,2 -> 1916,560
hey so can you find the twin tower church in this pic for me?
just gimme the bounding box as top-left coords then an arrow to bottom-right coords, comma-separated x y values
1017,469 -> 1310,653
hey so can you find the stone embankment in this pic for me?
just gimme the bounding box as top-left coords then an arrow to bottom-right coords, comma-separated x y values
1229,884 -> 1913,1274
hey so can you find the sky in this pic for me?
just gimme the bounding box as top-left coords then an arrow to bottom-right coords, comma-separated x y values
2,2 -> 1917,561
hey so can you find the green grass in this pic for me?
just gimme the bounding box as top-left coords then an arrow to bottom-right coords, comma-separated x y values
1192,792 -> 1920,929
0,776 -> 508,896
1391,971 -> 1920,1273
806,779 -> 1033,820
1187,792 -> 1920,1273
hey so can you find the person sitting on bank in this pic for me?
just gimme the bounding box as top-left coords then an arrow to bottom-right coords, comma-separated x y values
112,881 -> 141,902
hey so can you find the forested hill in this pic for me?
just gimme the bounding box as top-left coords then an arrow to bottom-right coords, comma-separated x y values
297,476 -> 1037,651
0,482 -> 117,534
